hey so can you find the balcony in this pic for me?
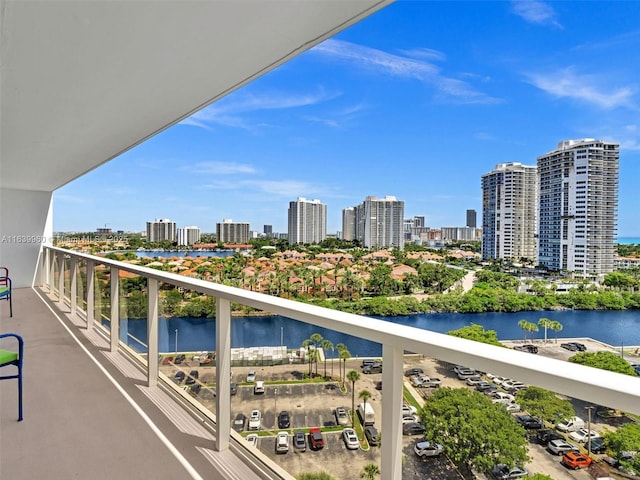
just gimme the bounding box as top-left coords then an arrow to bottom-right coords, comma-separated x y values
2,245 -> 639,479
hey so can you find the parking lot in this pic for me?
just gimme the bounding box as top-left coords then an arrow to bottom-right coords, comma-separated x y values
159,339 -> 639,479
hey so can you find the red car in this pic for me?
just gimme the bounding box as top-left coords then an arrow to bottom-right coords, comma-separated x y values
308,427 -> 324,450
561,452 -> 593,469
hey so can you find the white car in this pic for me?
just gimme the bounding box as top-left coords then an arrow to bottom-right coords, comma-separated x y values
504,403 -> 521,413
402,414 -> 419,424
402,404 -> 418,416
276,431 -> 289,453
547,439 -> 580,455
248,409 -> 261,430
246,434 -> 258,447
569,428 -> 601,444
490,392 -> 515,404
465,376 -> 483,386
492,376 -> 510,385
342,428 -> 359,450
246,370 -> 256,383
414,441 -> 443,457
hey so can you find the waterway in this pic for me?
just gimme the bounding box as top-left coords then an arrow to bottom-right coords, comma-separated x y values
123,309 -> 640,356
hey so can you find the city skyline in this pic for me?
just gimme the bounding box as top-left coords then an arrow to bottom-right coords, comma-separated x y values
53,2 -> 640,236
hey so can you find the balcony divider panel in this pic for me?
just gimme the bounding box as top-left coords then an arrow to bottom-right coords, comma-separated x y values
110,266 -> 119,353
147,278 -> 159,388
381,343 -> 403,480
215,296 -> 232,452
86,260 -> 95,330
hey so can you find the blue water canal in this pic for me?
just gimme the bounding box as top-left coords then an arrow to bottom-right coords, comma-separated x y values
122,309 -> 640,356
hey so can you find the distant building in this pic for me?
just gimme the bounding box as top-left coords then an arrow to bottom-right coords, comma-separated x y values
263,225 -> 273,236
353,195 -> 405,249
482,162 -> 538,262
288,197 -> 327,245
466,209 -> 477,228
177,226 -> 200,246
217,219 -> 250,244
146,218 -> 176,242
342,207 -> 356,241
537,139 -> 619,275
441,226 -> 478,242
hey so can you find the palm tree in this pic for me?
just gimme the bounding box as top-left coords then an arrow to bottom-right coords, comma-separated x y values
310,333 -> 323,376
549,320 -> 563,344
359,388 -> 372,412
346,370 -> 360,427
538,317 -> 553,343
302,339 -> 313,376
338,344 -> 351,385
321,339 -> 334,379
359,463 -> 380,480
517,319 -> 529,342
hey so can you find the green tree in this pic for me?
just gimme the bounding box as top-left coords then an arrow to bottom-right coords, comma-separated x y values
337,343 -> 351,385
321,339 -> 334,379
360,463 -> 380,480
296,472 -> 336,480
309,333 -> 324,376
537,318 -> 553,343
604,423 -> 640,473
359,388 -> 372,414
548,320 -> 563,344
517,319 -> 538,343
347,370 -> 361,428
419,388 -> 529,472
515,386 -> 574,423
447,323 -> 503,347
569,351 -> 638,376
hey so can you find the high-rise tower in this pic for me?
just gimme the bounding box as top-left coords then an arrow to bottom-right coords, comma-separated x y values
537,139 -> 619,275
481,163 -> 538,262
288,197 -> 327,245
354,195 -> 405,249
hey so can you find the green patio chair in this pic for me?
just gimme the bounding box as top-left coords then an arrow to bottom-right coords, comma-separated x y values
0,267 -> 12,317
0,333 -> 23,420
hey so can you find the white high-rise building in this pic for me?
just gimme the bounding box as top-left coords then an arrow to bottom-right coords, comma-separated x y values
537,139 -> 619,275
146,218 -> 177,242
217,219 -> 250,244
288,197 -> 327,245
481,163 -> 538,262
342,207 -> 356,241
354,195 -> 405,249
177,226 -> 200,246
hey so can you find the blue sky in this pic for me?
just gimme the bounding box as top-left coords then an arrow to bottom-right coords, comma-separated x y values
54,1 -> 640,237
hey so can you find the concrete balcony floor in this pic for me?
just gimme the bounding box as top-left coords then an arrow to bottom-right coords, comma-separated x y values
0,288 -> 263,480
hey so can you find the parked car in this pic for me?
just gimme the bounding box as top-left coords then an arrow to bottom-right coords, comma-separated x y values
335,407 -> 349,426
232,413 -> 246,432
476,381 -> 497,393
465,375 -> 484,386
502,380 -> 527,393
162,356 -> 174,365
245,434 -> 258,448
308,427 -> 324,450
363,364 -> 382,374
514,344 -> 538,354
561,451 -> 593,469
561,342 -> 586,352
402,414 -> 419,424
276,431 -> 289,453
230,382 -> 238,396
569,428 -> 600,444
456,368 -> 478,380
361,359 -> 381,369
342,428 -> 359,450
199,352 -> 214,366
402,403 -> 418,416
293,431 -> 306,451
491,464 -> 528,479
491,392 -> 515,404
414,441 -> 443,457
174,370 -> 185,383
504,403 -> 521,413
248,410 -> 261,430
174,353 -> 186,364
185,369 -> 199,385
588,436 -> 606,454
253,381 -> 265,394
403,422 -> 427,436
515,415 -> 543,430
547,439 -> 580,455
277,411 -> 291,429
405,367 -> 424,377
492,376 -> 510,385
189,383 -> 201,395
364,426 -> 379,446
375,381 -> 382,390
536,429 -> 564,445
556,416 -> 585,433
246,370 -> 256,383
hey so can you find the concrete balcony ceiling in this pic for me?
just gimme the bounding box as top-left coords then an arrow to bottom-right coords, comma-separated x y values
0,0 -> 392,192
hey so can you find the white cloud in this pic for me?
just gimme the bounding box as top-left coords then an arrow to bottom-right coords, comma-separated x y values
189,162 -> 258,175
313,39 -> 499,105
511,0 -> 562,28
180,89 -> 339,130
526,67 -> 636,109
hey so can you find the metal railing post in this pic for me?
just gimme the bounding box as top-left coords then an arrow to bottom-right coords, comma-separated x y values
110,266 -> 119,353
70,256 -> 78,316
86,260 -> 95,329
147,278 -> 159,387
57,251 -> 65,307
215,296 -> 231,451
381,343 -> 403,480
48,248 -> 55,293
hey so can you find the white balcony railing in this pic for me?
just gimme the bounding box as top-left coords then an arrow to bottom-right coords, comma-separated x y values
39,245 -> 640,480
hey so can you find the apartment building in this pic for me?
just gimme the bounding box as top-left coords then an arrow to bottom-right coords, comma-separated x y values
177,226 -> 201,246
482,163 -> 538,262
217,219 -> 250,244
466,209 -> 477,228
146,218 -> 177,242
538,139 -> 619,275
341,207 -> 356,241
287,197 -> 327,245
354,195 -> 405,249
